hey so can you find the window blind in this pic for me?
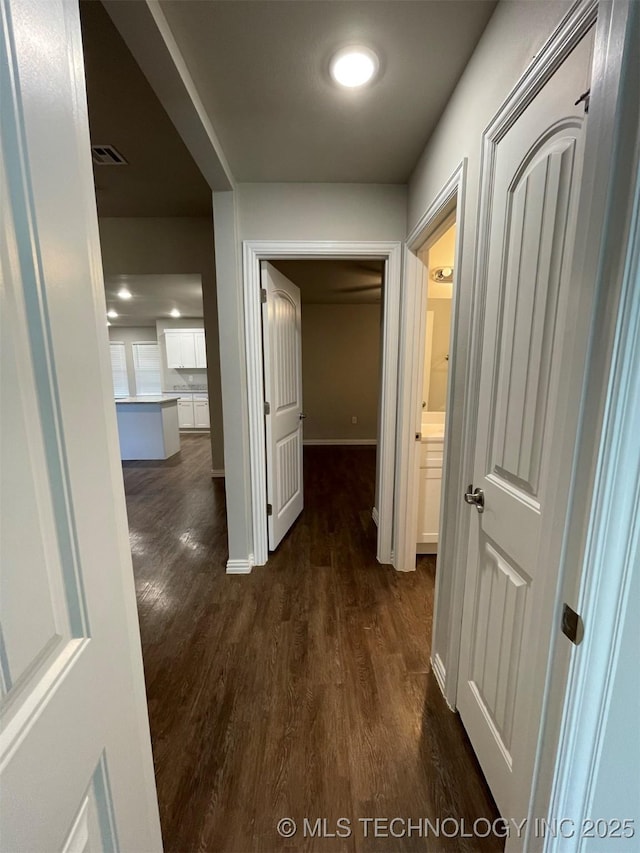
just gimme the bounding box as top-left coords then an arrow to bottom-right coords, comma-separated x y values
110,342 -> 129,397
132,343 -> 161,395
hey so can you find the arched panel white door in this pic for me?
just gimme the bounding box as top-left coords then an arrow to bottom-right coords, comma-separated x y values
261,262 -> 304,551
457,29 -> 594,833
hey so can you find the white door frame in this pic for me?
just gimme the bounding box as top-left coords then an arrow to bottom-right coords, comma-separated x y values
243,240 -> 402,568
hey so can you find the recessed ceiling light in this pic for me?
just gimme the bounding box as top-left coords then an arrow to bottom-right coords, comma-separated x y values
170,308 -> 181,318
330,46 -> 379,88
117,287 -> 132,300
107,309 -> 118,318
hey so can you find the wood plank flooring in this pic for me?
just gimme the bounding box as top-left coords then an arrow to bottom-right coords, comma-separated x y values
123,436 -> 501,852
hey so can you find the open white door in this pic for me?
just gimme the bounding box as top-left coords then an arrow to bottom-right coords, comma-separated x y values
261,262 -> 304,551
456,31 -> 593,833
1,0 -> 161,849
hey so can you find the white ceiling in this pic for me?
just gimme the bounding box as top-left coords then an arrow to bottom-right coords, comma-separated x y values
271,260 -> 384,304
104,274 -> 203,326
157,0 -> 497,183
82,0 -> 497,214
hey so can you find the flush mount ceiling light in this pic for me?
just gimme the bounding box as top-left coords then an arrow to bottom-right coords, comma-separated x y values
107,309 -> 118,318
117,287 -> 132,300
170,308 -> 181,318
431,266 -> 454,284
330,46 -> 379,88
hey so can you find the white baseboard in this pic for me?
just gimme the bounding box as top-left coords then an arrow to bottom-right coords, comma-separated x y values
226,557 -> 253,574
303,438 -> 377,446
372,506 -> 379,526
417,542 -> 438,554
432,654 -> 454,710
211,469 -> 225,478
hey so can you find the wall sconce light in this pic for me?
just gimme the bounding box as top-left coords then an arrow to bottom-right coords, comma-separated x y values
431,266 -> 454,283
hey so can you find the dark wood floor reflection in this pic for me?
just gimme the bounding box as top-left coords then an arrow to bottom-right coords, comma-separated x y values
123,437 -> 501,852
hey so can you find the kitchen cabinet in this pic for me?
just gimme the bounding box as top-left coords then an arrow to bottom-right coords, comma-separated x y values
417,435 -> 443,554
175,393 -> 210,430
195,331 -> 207,368
194,398 -> 210,428
177,398 -> 195,428
164,330 -> 206,369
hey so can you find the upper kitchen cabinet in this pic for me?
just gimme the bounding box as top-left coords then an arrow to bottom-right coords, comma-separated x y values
164,329 -> 206,369
194,331 -> 206,368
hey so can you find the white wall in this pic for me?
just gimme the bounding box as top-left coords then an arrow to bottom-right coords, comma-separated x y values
108,326 -> 157,394
98,216 -> 223,469
214,183 -> 407,566
238,183 -> 407,242
301,303 -> 381,442
424,299 -> 451,412
406,0 -> 572,682
408,1 -> 572,229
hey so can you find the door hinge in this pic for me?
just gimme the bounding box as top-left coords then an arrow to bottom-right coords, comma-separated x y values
575,88 -> 590,114
264,401 -> 271,415
266,503 -> 272,516
561,603 -> 584,645
260,288 -> 267,303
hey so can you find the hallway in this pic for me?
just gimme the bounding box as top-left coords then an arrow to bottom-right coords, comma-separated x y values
123,437 -> 501,852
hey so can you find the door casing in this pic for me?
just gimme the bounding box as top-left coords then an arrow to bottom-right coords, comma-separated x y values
243,241 -> 402,569
397,162 -> 468,701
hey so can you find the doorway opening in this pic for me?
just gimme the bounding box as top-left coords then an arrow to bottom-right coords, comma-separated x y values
242,241 -> 402,569
262,258 -> 384,553
79,0 -> 218,474
415,219 -> 456,557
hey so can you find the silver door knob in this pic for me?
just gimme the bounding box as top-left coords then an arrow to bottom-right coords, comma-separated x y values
464,485 -> 485,513
299,413 -> 306,420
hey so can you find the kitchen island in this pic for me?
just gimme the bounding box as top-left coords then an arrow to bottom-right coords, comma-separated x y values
115,396 -> 180,461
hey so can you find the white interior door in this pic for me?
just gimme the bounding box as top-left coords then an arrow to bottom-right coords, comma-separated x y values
456,31 -> 593,829
261,262 -> 304,551
1,0 -> 161,849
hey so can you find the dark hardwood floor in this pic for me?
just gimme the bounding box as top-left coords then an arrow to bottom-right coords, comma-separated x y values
123,436 -> 501,853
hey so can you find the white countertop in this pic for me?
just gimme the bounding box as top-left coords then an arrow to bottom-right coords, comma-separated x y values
162,390 -> 208,397
115,396 -> 178,405
421,426 -> 444,442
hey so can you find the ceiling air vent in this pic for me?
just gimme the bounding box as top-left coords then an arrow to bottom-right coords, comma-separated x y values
91,145 -> 127,166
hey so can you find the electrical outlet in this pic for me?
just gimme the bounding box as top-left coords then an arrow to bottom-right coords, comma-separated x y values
351,416 -> 358,425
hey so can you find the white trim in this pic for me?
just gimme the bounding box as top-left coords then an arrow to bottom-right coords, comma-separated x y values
393,247 -> 428,573
226,557 -> 254,575
371,507 -> 379,527
243,240 -> 402,568
537,0 -> 640,844
431,654 -> 451,709
302,438 -> 377,446
548,128 -> 640,848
